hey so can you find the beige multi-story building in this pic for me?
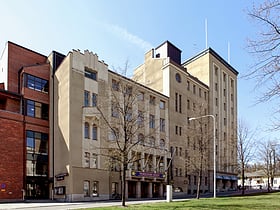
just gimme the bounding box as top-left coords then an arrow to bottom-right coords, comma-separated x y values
134,41 -> 238,194
50,49 -> 170,201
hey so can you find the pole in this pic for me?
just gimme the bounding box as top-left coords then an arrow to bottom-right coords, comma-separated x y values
189,115 -> 216,198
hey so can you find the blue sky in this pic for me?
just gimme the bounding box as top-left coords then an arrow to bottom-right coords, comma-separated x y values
1,0 -> 279,140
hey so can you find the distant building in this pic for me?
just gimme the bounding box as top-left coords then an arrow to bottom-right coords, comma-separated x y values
0,40 -> 238,201
238,170 -> 280,190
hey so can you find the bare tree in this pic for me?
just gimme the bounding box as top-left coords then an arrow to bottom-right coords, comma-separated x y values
246,1 -> 280,128
237,119 -> 257,195
186,103 -> 210,199
257,139 -> 279,192
96,64 -> 164,206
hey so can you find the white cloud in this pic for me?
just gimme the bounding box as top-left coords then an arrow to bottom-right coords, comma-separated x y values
105,23 -> 153,51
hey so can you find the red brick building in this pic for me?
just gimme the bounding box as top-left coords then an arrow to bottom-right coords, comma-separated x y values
0,42 -> 50,200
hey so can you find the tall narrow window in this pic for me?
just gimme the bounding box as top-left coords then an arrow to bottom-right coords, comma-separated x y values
84,122 -> 89,139
92,125 -> 97,140
175,92 -> 178,112
160,118 -> 165,132
179,94 -> 182,113
159,100 -> 165,109
92,93 -> 97,107
84,181 -> 90,197
149,114 -> 155,128
84,152 -> 90,168
84,91 -> 89,106
92,181 -> 99,197
92,154 -> 98,168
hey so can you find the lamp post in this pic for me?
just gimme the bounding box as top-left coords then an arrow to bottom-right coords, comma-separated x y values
188,114 -> 216,198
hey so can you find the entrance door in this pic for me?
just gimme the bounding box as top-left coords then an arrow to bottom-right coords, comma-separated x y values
128,181 -> 136,198
26,177 -> 49,199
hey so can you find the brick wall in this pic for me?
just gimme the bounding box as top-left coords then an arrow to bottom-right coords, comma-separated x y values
7,42 -> 47,93
0,111 -> 24,200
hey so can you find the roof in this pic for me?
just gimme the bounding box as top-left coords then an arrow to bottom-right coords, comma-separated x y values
182,47 -> 239,76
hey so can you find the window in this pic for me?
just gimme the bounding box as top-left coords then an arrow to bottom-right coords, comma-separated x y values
175,168 -> 178,176
84,152 -> 90,168
199,88 -> 202,97
92,93 -> 97,107
109,127 -> 119,141
175,126 -> 178,135
175,92 -> 182,113
214,65 -> 218,76
160,139 -> 165,149
187,81 -> 190,90
187,99 -> 190,109
179,127 -> 182,136
85,67 -> 97,80
125,107 -> 132,121
179,168 -> 182,176
193,85 -> 196,94
125,86 -> 132,95
111,103 -> 119,118
26,99 -> 48,120
223,72 -> 227,82
149,136 -> 155,147
149,114 -> 155,128
215,98 -> 218,106
137,111 -> 144,126
204,92 -> 207,100
84,180 -> 90,197
92,125 -> 97,140
92,181 -> 99,197
112,79 -> 119,91
84,122 -> 89,139
26,130 -> 48,177
25,74 -> 49,93
84,91 -> 90,106
160,118 -> 165,132
175,93 -> 178,112
138,133 -> 144,145
205,177 -> 208,186
137,92 -> 144,101
149,96 -> 155,105
175,73 -> 181,83
215,83 -> 218,91
179,94 -> 182,113
92,154 -> 98,168
159,100 -> 165,109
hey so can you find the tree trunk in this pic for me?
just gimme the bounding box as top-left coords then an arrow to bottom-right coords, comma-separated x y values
121,162 -> 127,206
196,174 -> 201,199
242,164 -> 245,195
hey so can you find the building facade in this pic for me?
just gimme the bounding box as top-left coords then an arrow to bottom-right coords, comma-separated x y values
0,40 -> 238,201
134,41 -> 238,194
0,42 -> 50,200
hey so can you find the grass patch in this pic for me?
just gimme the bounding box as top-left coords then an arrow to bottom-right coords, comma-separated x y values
83,192 -> 280,210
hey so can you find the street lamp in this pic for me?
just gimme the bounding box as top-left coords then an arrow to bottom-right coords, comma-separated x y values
188,114 -> 216,198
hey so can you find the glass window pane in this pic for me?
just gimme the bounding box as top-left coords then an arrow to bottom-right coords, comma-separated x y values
27,100 -> 35,117
27,75 -> 35,89
92,126 -> 97,140
35,102 -> 42,118
27,137 -> 34,151
34,77 -> 42,91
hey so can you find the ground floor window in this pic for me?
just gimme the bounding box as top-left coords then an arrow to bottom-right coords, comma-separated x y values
92,181 -> 99,196
84,180 -> 90,197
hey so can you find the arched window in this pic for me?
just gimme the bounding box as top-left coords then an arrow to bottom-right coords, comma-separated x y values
84,122 -> 89,139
